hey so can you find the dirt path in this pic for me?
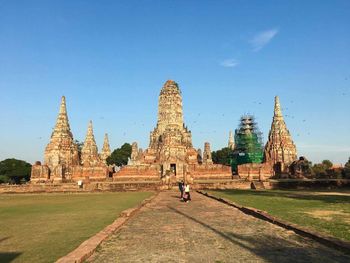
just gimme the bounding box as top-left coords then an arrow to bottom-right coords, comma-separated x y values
89,191 -> 350,262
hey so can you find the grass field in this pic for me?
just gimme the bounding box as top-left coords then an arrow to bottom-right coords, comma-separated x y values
0,192 -> 153,263
208,189 -> 350,241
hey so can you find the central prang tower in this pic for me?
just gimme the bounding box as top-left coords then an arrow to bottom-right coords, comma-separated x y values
147,80 -> 197,177
120,79 -> 232,181
150,80 -> 193,149
156,80 -> 184,133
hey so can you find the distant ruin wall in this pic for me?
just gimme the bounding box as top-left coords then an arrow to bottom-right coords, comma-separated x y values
237,163 -> 273,180
114,165 -> 160,177
188,164 -> 232,178
31,164 -> 109,183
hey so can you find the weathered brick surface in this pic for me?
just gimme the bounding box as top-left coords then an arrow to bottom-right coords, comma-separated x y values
89,191 -> 350,262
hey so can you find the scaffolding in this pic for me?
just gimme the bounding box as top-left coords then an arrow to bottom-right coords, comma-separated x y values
231,115 -> 263,172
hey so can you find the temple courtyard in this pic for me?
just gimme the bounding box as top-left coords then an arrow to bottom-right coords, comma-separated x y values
88,190 -> 350,262
1,190 -> 350,262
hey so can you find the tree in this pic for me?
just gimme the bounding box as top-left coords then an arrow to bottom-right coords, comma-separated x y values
311,160 -> 334,179
322,160 -> 333,170
212,147 -> 233,165
0,158 -> 32,184
312,163 -> 327,178
343,157 -> 350,179
74,140 -> 84,160
106,143 -> 132,166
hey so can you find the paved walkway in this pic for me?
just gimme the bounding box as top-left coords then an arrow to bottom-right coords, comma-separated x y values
89,191 -> 350,263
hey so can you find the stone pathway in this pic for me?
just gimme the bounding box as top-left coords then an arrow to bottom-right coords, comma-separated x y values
89,191 -> 350,263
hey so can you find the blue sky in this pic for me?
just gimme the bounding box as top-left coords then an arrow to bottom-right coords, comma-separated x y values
1,0 -> 349,164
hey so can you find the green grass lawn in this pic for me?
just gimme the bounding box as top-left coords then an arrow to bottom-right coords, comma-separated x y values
208,189 -> 350,241
0,192 -> 153,263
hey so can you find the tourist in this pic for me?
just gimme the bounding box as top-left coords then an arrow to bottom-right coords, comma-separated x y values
183,183 -> 191,202
178,180 -> 184,199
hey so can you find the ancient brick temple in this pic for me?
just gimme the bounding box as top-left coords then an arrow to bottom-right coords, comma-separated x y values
44,96 -> 80,171
31,97 -> 110,183
81,121 -> 103,167
31,81 -> 231,184
118,80 -> 231,181
264,96 -> 297,174
100,133 -> 111,164
235,97 -> 298,180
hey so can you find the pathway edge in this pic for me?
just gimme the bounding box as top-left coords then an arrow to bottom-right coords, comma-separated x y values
55,191 -> 160,263
197,190 -> 350,255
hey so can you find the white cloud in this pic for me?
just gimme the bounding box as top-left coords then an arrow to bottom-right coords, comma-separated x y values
250,28 -> 279,51
220,59 -> 239,68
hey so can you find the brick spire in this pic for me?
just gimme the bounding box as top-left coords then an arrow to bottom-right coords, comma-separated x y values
81,120 -> 101,166
44,96 -> 79,168
264,96 -> 297,172
100,133 -> 111,163
228,130 -> 234,150
274,95 -> 283,118
157,80 -> 184,132
53,96 -> 72,137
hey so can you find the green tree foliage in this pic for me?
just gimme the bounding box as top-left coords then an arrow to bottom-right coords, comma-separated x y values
343,157 -> 350,179
312,163 -> 327,178
212,147 -> 233,165
0,158 -> 32,184
74,140 -> 84,160
106,143 -> 132,166
311,160 -> 336,179
322,160 -> 333,170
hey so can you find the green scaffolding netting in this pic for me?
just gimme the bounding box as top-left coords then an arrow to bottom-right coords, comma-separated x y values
230,115 -> 264,172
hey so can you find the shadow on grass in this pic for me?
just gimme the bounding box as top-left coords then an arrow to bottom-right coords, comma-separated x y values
167,206 -> 350,262
0,252 -> 22,263
213,189 -> 350,204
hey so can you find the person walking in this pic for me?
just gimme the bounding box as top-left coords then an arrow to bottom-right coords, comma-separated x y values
178,180 -> 184,199
184,183 -> 191,203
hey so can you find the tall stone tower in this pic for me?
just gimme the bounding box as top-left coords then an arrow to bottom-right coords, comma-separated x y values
147,80 -> 198,177
264,96 -> 297,173
100,133 -> 111,164
120,80 -> 232,181
81,121 -> 101,166
44,96 -> 79,170
228,130 -> 234,150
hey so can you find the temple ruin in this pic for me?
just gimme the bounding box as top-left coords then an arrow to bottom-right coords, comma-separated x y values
31,82 -> 298,185
31,97 -> 110,183
100,133 -> 112,164
235,97 -> 297,179
118,80 -> 231,182
264,96 -> 297,174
